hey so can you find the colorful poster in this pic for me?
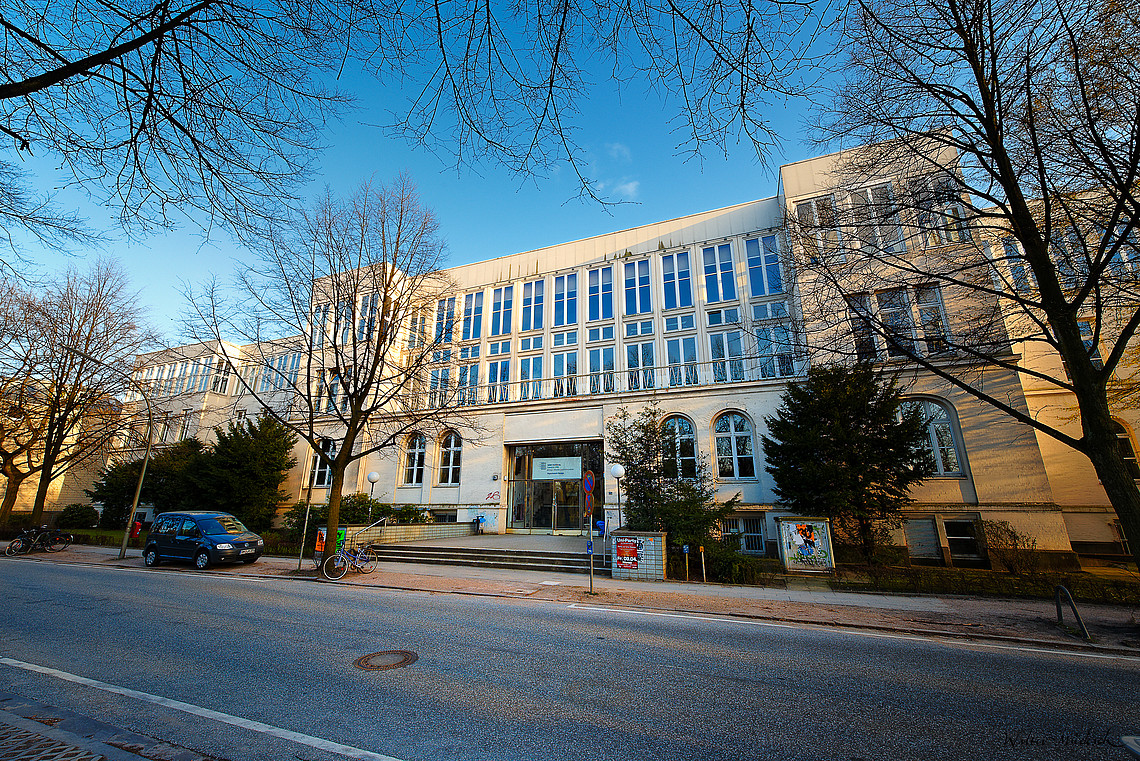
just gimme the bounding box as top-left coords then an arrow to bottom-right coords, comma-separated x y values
615,537 -> 641,569
777,519 -> 834,573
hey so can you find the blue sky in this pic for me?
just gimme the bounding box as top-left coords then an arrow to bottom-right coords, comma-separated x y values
25,76 -> 819,342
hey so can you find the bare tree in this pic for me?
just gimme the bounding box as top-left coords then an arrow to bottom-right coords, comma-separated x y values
792,0 -> 1140,565
1,0 -> 834,257
187,176 -> 472,553
0,261 -> 154,524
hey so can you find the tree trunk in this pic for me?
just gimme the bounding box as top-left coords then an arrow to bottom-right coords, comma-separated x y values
0,473 -> 27,524
1082,415 -> 1140,569
29,453 -> 55,526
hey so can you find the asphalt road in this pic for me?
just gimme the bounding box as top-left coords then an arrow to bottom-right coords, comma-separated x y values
1,558 -> 1138,761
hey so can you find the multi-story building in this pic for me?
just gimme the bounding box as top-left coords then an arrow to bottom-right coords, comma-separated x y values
124,146 -> 1139,568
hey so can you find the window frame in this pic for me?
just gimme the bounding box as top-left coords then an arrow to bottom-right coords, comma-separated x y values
438,432 -> 462,486
403,434 -> 427,485
713,412 -> 756,480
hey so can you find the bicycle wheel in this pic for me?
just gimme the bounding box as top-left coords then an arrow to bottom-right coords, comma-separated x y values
322,553 -> 349,580
358,547 -> 378,574
47,533 -> 71,552
5,538 -> 26,556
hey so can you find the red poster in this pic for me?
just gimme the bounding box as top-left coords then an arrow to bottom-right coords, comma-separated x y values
615,537 -> 640,569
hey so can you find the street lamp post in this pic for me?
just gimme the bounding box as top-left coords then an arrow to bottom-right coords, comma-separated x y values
63,347 -> 154,560
609,463 -> 625,531
366,471 -> 380,520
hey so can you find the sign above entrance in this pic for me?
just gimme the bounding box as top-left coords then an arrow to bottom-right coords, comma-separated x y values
533,457 -> 582,480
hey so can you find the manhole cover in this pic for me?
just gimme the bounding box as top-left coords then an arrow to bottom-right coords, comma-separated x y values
354,650 -> 418,671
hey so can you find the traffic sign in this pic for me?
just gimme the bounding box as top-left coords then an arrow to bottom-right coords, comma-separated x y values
587,540 -> 593,554
582,470 -> 595,493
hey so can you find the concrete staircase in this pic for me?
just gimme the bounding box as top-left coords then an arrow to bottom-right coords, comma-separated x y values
368,542 -> 612,575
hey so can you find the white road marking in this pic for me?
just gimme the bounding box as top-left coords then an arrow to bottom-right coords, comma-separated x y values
0,657 -> 406,761
565,603 -> 1140,663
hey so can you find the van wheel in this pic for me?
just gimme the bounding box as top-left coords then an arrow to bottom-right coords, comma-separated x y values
195,551 -> 211,570
144,548 -> 160,567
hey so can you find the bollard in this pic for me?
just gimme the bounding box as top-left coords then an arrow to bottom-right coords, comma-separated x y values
700,545 -> 706,583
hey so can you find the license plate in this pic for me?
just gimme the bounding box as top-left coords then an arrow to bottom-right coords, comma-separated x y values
240,548 -> 255,555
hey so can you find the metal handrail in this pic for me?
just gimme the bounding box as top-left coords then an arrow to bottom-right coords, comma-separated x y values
350,517 -> 387,548
1054,585 -> 1092,641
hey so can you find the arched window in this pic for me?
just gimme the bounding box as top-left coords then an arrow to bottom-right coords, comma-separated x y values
903,399 -> 964,476
662,416 -> 698,478
439,432 -> 462,485
404,434 -> 426,485
1113,420 -> 1140,480
714,412 -> 756,479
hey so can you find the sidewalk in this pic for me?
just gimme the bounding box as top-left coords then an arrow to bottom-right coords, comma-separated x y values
19,544 -> 1140,655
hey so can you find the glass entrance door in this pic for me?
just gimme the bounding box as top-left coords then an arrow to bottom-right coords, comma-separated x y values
507,441 -> 602,533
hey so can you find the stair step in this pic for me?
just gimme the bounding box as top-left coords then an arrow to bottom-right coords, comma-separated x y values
368,544 -> 612,575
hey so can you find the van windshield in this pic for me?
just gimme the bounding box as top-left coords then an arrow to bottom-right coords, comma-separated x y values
200,516 -> 248,535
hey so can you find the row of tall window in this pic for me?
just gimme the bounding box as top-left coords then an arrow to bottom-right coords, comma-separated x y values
418,233 -> 786,348
136,356 -> 233,399
794,176 -> 968,260
847,285 -> 950,362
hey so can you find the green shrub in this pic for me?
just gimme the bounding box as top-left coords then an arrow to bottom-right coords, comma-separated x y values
57,503 -> 100,529
666,543 -> 780,585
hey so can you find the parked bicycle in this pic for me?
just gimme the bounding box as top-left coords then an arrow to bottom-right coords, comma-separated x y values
5,526 -> 72,555
321,544 -> 379,580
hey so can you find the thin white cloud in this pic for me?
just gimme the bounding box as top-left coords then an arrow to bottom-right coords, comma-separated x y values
613,180 -> 640,200
606,143 -> 632,163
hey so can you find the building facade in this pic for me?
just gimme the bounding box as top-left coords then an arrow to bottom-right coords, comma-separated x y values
123,147 -> 1139,567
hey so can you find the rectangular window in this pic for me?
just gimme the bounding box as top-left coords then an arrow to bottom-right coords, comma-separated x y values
1002,239 -> 1033,293
177,409 -> 193,440
358,293 -> 379,341
519,355 -> 543,400
754,301 -> 797,378
310,439 -> 337,488
850,184 -> 903,253
702,243 -> 737,303
746,235 -> 783,297
707,308 -> 740,326
626,341 -> 655,390
553,274 -> 577,327
662,251 -> 693,310
877,288 -> 914,357
519,335 -> 543,351
664,314 -> 696,332
552,330 -> 577,347
588,267 -> 613,321
847,294 -> 877,363
407,309 -> 427,350
459,345 -> 481,360
624,261 -> 652,315
589,346 -> 615,394
487,359 -> 511,403
488,340 -> 511,356
795,195 -> 840,262
624,320 -> 654,338
313,303 -> 330,349
462,292 -> 484,341
491,285 -> 514,336
435,297 -> 456,343
458,362 -> 480,406
912,177 -> 970,248
709,330 -> 745,382
666,336 -> 699,386
916,286 -> 949,355
587,325 -> 615,342
553,351 -> 578,397
429,367 -> 450,408
521,280 -> 544,332
211,358 -> 231,394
